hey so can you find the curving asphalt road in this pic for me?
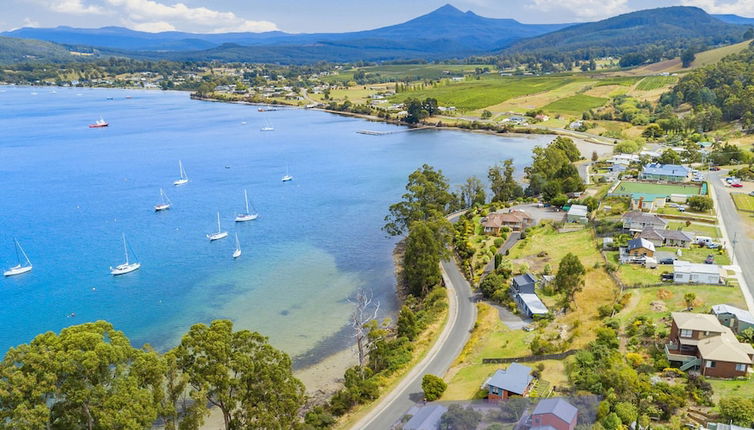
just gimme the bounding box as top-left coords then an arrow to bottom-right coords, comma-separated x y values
351,214 -> 477,430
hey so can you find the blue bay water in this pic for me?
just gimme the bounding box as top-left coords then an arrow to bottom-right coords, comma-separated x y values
0,86 -> 549,366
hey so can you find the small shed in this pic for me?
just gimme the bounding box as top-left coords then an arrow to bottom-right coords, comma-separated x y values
566,205 -> 588,224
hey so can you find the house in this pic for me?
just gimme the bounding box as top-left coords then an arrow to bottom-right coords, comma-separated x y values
711,304 -> 754,335
530,398 -> 579,430
609,154 -> 640,166
673,260 -> 723,284
709,423 -> 754,430
638,227 -> 693,247
482,210 -> 534,234
665,312 -> 754,377
484,362 -> 534,400
516,293 -> 549,318
608,163 -> 627,174
640,163 -> 690,182
403,404 -> 448,430
511,273 -> 538,295
621,211 -> 668,232
626,238 -> 655,257
566,205 -> 588,224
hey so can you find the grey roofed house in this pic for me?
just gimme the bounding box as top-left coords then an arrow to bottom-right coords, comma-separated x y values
638,227 -> 693,247
711,304 -> 754,334
511,273 -> 538,295
622,211 -> 668,232
516,293 -> 549,317
403,404 -> 448,430
484,362 -> 534,396
566,205 -> 588,223
533,398 -> 579,424
627,238 -> 655,253
709,423 -> 754,430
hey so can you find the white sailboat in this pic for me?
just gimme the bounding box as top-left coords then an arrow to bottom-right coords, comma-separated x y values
233,233 -> 242,259
4,239 -> 32,277
260,119 -> 274,132
235,189 -> 258,222
281,165 -> 293,182
207,212 -> 229,241
110,233 -> 141,276
173,160 -> 189,186
154,188 -> 172,212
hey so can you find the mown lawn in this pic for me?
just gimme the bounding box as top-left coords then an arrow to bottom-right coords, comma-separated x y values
543,94 -> 607,115
732,192 -> 754,212
391,75 -> 578,111
616,284 -> 746,325
661,246 -> 730,265
709,378 -> 754,403
666,221 -> 721,238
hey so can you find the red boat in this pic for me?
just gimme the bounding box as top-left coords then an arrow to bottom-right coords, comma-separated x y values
89,118 -> 109,128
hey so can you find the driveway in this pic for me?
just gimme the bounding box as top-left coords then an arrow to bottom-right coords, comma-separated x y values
494,304 -> 530,330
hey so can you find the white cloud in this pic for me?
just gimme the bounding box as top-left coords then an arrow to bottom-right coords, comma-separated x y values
48,0 -> 106,15
680,0 -> 754,16
526,0 -> 630,19
131,20 -> 175,32
8,17 -> 41,31
104,0 -> 278,33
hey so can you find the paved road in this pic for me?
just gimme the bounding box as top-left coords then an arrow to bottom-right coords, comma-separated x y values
352,211 -> 476,430
708,173 -> 754,310
483,232 -> 522,275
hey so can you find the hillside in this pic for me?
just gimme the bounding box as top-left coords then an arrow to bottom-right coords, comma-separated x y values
504,7 -> 745,60
0,36 -> 82,64
1,5 -> 570,63
629,39 -> 752,75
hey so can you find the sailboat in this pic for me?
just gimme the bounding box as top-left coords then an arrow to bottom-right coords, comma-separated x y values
260,119 -> 274,132
173,160 -> 189,186
154,188 -> 172,212
233,233 -> 242,259
89,117 -> 109,128
110,233 -> 141,276
4,239 -> 32,277
235,189 -> 258,222
207,212 -> 229,241
281,165 -> 293,182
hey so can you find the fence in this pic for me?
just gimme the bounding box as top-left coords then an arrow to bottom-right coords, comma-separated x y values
482,350 -> 578,364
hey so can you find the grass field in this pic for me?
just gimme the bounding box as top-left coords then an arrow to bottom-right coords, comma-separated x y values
636,76 -> 678,91
322,64 -> 497,83
617,284 -> 746,325
391,75 -> 579,111
709,379 -> 754,403
666,221 -> 721,238
542,94 -> 607,115
611,181 -> 702,200
732,192 -> 754,212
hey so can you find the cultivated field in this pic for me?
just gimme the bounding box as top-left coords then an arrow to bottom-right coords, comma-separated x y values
543,94 -> 607,115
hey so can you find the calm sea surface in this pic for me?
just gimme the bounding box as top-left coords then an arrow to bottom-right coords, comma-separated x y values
0,86 -> 549,366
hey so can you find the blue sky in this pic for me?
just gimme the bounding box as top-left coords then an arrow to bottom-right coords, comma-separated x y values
2,0 -> 754,33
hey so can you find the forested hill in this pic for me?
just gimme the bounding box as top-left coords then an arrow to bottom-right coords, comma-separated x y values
501,7 -> 746,64
0,36 -> 81,64
662,43 -> 754,128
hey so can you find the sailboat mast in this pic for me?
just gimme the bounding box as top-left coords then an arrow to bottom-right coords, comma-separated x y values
122,233 -> 129,265
16,240 -> 31,266
244,190 -> 250,214
217,212 -> 221,233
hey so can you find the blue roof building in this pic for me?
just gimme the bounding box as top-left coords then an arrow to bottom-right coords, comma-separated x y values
484,362 -> 534,400
639,163 -> 690,182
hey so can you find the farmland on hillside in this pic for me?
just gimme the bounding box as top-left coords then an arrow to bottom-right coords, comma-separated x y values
543,94 -> 607,115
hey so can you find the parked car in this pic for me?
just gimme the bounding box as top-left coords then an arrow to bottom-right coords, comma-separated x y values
726,177 -> 734,183
750,191 -> 754,197
706,242 -> 720,249
659,258 -> 675,264
732,183 -> 743,188
705,255 -> 715,264
678,206 -> 686,212
661,273 -> 674,282
709,166 -> 721,171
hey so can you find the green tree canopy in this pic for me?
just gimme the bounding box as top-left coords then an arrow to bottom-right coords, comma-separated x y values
384,164 -> 453,236
174,320 -> 305,430
489,159 -> 524,203
0,321 -> 163,430
421,374 -> 447,402
554,253 -> 586,310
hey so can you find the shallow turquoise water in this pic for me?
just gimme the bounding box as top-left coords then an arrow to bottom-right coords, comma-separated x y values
0,86 -> 548,365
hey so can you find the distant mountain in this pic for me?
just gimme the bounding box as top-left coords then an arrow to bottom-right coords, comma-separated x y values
0,36 -> 78,64
1,4 -> 571,63
713,14 -> 754,26
504,7 -> 745,59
